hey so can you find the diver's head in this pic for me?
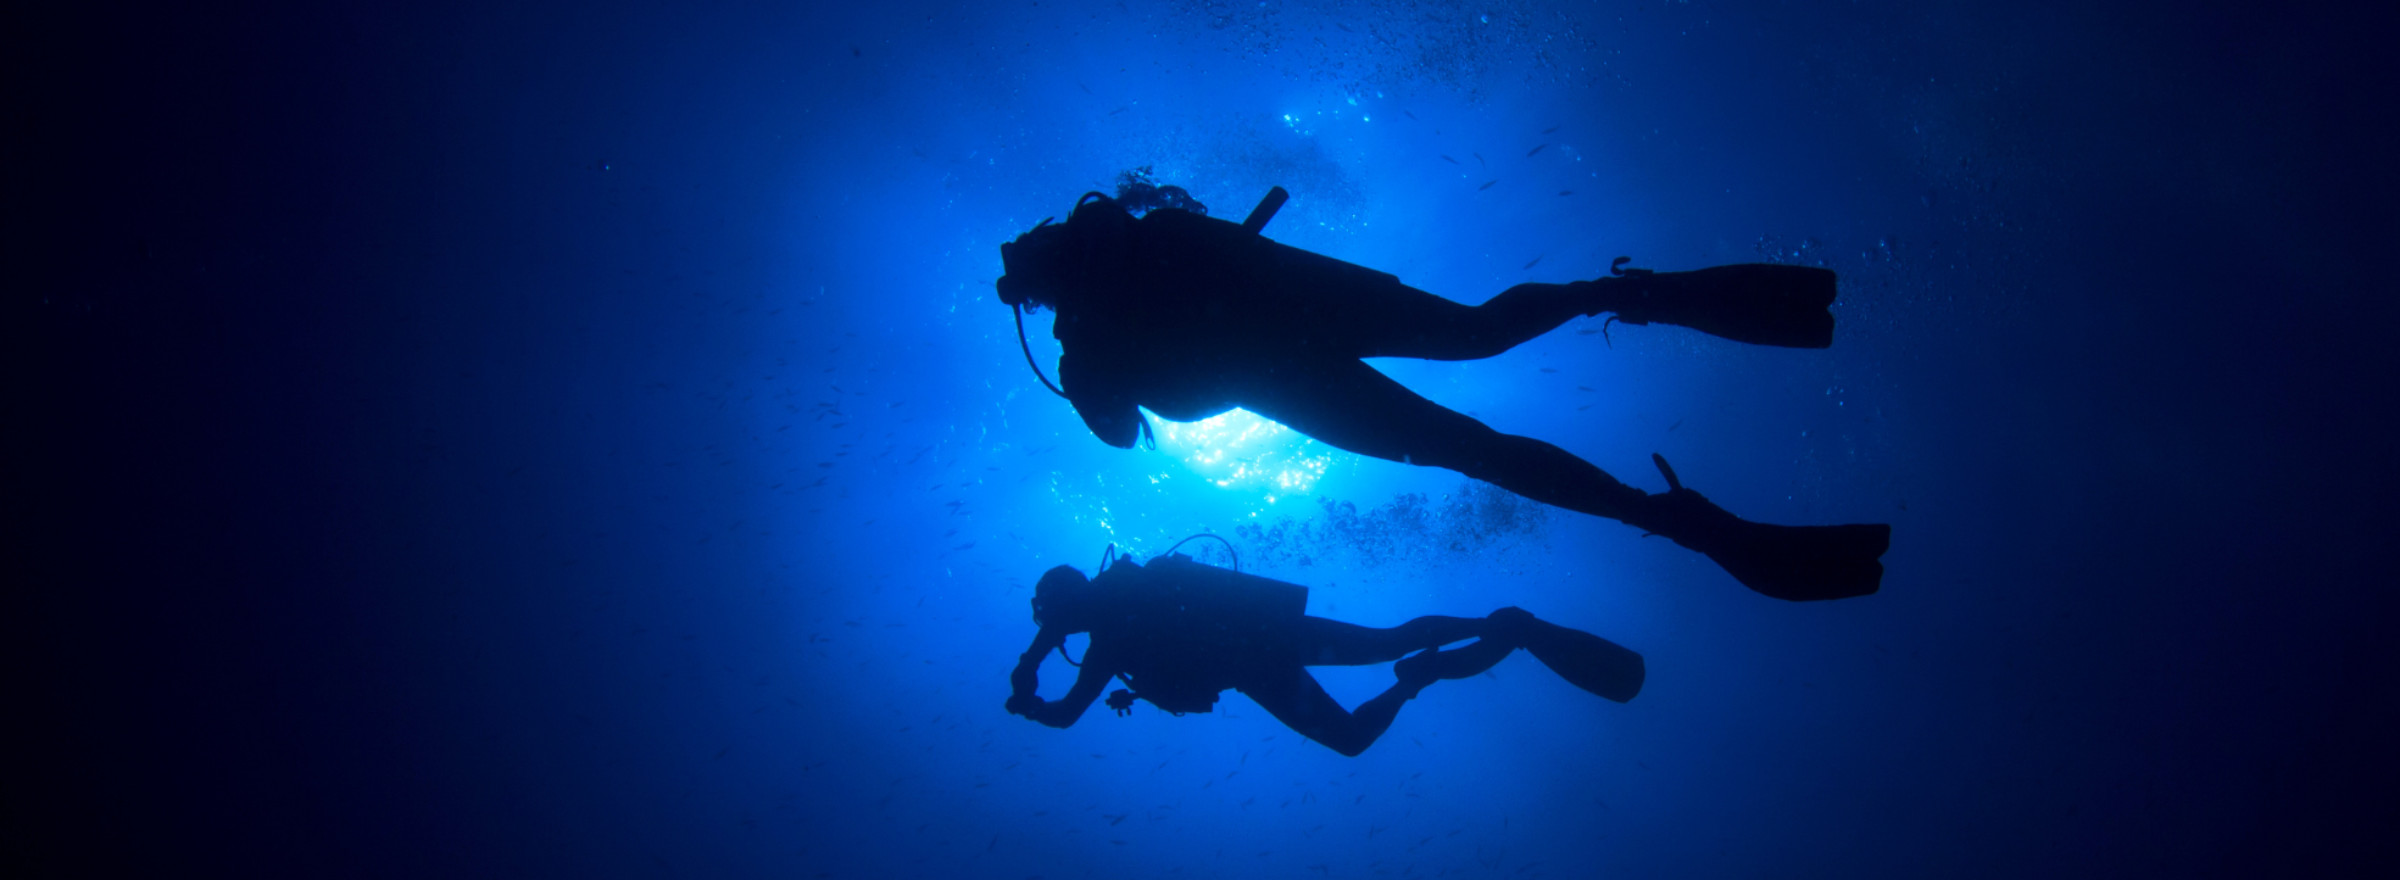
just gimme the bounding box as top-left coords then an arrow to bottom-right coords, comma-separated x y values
997,193 -> 1137,313
1031,564 -> 1096,630
997,219 -> 1074,312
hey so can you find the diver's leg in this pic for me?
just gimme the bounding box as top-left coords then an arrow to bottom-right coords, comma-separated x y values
1343,282 -> 1604,361
1244,360 -> 1649,521
1336,265 -> 1846,358
1392,638 -> 1516,686
1239,668 -> 1419,758
1244,362 -> 1889,600
1295,615 -> 1485,667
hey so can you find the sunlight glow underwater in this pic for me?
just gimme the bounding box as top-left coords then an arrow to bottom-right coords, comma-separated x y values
1040,408 -> 1355,556
1150,408 -> 1332,501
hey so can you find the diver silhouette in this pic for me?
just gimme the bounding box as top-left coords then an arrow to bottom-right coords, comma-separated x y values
1004,546 -> 1644,757
996,183 -> 1891,601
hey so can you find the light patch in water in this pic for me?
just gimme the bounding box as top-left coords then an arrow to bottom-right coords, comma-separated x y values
1150,409 -> 1330,499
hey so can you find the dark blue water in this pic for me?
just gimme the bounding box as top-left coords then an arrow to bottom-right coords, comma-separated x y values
17,1 -> 2397,877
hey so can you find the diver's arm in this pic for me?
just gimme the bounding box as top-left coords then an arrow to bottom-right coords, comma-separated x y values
1006,627 -> 1066,714
1010,640 -> 1120,729
1003,633 -> 1060,700
1057,350 -> 1144,449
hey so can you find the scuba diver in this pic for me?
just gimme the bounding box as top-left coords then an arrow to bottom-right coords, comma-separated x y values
1003,542 -> 1645,757
995,179 -> 1891,602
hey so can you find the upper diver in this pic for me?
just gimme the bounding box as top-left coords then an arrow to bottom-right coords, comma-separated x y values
1005,541 -> 1645,757
996,172 -> 1891,602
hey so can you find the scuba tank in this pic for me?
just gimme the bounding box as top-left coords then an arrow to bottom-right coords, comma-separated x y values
997,186 -> 1290,310
994,186 -> 1307,404
1089,540 -> 1308,715
1130,188 -> 1406,309
1131,552 -> 1309,627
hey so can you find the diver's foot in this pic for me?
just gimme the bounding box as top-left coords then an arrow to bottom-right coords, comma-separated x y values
1484,606 -> 1540,647
1394,648 -> 1443,690
1631,456 -> 1888,601
1572,276 -> 1615,318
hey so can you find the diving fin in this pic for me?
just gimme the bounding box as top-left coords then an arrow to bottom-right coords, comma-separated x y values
1605,262 -> 1839,349
1696,519 -> 1891,601
1518,620 -> 1646,703
1636,454 -> 1890,601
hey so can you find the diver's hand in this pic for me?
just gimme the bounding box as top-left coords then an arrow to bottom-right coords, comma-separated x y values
1106,689 -> 1137,717
1005,693 -> 1042,717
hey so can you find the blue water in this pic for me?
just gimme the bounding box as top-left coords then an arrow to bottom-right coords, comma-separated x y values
17,1 -> 2397,877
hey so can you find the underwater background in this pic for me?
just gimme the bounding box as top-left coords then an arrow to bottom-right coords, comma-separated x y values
13,1 -> 2397,877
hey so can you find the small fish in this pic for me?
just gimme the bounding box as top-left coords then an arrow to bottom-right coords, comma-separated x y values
1403,109 -> 1418,120
1668,419 -> 1683,431
1440,154 -> 1458,164
1539,367 -> 1559,374
1477,180 -> 1496,191
1558,189 -> 1573,196
1522,255 -> 1542,269
1526,144 -> 1547,157
1473,152 -> 1485,166
1542,125 -> 1560,135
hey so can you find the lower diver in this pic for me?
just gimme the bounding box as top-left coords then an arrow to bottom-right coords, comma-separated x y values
1004,543 -> 1644,757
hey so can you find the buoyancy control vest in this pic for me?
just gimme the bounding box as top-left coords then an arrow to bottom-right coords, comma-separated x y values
1090,552 -> 1309,715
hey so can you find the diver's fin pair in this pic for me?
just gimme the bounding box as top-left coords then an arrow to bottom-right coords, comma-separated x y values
1636,454 -> 1891,601
1395,612 -> 1646,704
1602,262 -> 1839,349
1500,610 -> 1647,704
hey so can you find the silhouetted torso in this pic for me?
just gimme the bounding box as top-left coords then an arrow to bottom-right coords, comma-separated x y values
1052,208 -> 1411,422
1083,555 -> 1308,713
